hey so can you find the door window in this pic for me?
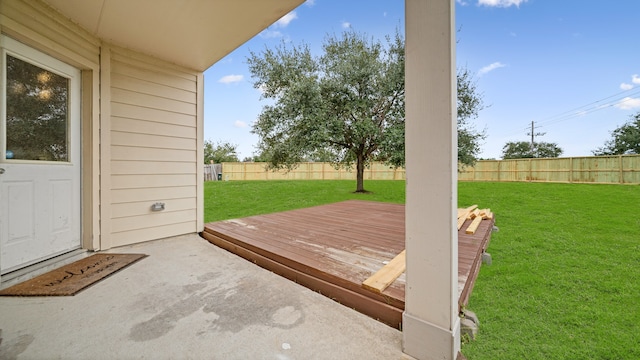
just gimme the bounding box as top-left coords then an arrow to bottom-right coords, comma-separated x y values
5,54 -> 70,162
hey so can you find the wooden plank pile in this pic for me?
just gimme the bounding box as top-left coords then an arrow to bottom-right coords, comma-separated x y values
361,205 -> 494,295
458,205 -> 493,234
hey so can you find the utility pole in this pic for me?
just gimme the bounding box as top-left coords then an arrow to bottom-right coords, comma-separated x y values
530,121 -> 534,149
527,121 -> 545,156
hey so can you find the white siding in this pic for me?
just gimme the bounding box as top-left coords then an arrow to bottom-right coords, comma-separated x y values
0,0 -> 100,67
108,46 -> 200,247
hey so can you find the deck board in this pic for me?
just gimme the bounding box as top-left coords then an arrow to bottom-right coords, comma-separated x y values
202,200 -> 494,328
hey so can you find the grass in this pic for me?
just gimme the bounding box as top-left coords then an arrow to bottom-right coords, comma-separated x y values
203,180 -> 405,222
459,182 -> 640,360
203,180 -> 640,359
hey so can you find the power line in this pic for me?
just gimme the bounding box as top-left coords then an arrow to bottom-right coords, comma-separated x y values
536,86 -> 640,127
498,86 -> 640,138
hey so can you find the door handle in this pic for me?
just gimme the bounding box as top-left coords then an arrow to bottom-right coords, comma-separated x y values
0,168 -> 4,174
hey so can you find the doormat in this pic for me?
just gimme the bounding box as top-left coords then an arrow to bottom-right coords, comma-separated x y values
0,253 -> 147,296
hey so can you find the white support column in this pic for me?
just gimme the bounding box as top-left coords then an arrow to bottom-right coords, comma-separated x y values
403,1 -> 459,360
99,44 -> 113,250
196,72 -> 205,232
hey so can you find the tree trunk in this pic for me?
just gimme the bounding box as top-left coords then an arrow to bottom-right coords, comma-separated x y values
355,154 -> 366,192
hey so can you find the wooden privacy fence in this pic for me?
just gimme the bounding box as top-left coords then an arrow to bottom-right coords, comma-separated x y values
216,162 -> 406,181
459,155 -> 640,184
205,155 -> 640,184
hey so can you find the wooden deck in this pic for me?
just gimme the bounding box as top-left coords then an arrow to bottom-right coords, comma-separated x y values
201,200 -> 494,329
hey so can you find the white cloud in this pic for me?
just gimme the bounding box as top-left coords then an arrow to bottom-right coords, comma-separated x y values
615,97 -> 640,110
478,0 -> 528,7
478,62 -> 506,76
218,74 -> 243,84
342,21 -> 351,29
260,10 -> 297,38
305,0 -> 315,6
275,11 -> 297,28
618,75 -> 639,90
259,30 -> 283,39
456,0 -> 469,5
620,83 -> 634,91
234,120 -> 248,128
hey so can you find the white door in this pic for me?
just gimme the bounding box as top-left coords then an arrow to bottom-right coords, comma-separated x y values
0,36 -> 81,274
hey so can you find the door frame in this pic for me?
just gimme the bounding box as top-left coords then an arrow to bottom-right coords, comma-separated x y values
0,35 -> 82,273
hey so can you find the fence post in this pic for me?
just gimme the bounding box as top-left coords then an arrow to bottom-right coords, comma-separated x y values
569,157 -> 573,183
619,155 -> 624,184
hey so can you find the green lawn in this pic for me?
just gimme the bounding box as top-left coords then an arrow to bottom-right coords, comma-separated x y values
203,180 -> 640,359
203,180 -> 405,222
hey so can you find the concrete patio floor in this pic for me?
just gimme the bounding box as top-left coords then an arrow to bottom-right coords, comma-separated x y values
0,234 -> 404,360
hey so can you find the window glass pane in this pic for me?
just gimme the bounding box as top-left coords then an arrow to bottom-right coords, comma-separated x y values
5,54 -> 69,161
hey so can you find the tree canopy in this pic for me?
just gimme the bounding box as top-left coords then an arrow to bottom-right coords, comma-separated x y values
247,30 -> 484,192
457,68 -> 486,167
204,140 -> 239,164
593,112 -> 640,155
501,141 -> 563,159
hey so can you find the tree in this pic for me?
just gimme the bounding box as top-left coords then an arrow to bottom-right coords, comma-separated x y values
457,68 -> 486,167
593,112 -> 640,155
248,31 -> 403,192
376,67 -> 486,169
502,141 -> 533,159
248,30 -> 485,192
242,154 -> 267,162
501,141 -> 563,159
535,142 -> 564,158
204,140 -> 239,164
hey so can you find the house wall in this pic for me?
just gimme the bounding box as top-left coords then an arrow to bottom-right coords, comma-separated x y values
1,0 -> 205,252
103,45 -> 203,248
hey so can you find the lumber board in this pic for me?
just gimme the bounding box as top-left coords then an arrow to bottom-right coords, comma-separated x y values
465,216 -> 483,234
463,205 -> 478,214
457,215 -> 468,230
468,209 -> 480,220
458,205 -> 476,218
362,250 -> 406,294
457,205 -> 478,230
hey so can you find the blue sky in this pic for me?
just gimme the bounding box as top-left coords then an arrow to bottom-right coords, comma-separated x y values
203,0 -> 640,160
